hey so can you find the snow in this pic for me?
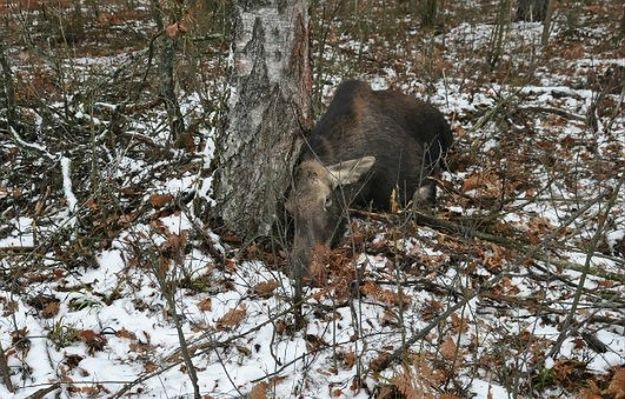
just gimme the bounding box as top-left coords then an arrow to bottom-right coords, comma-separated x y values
1,4 -> 624,399
0,217 -> 34,248
60,157 -> 78,214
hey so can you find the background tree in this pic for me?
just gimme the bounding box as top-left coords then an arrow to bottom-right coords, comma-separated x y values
150,0 -> 186,146
620,5 -> 625,37
516,0 -> 549,22
212,0 -> 312,239
418,0 -> 438,29
541,0 -> 555,45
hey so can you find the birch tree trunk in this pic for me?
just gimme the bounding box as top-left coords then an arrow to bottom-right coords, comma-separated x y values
213,0 -> 312,238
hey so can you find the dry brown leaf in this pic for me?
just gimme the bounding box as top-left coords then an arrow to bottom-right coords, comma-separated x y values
606,368 -> 625,399
253,280 -> 279,298
343,352 -> 356,369
308,244 -> 330,286
360,281 -> 410,307
450,313 -> 468,334
149,193 -> 174,208
144,361 -> 158,373
115,328 -> 137,340
462,172 -> 500,197
553,360 -> 579,382
305,334 -> 328,352
236,345 -> 251,357
381,308 -> 399,327
41,301 -> 60,318
249,381 -> 267,399
421,299 -> 443,321
484,243 -> 507,271
391,362 -> 440,399
129,342 -> 151,353
197,298 -> 212,312
369,351 -> 391,373
216,305 -> 247,331
79,330 -> 107,353
440,336 -> 458,361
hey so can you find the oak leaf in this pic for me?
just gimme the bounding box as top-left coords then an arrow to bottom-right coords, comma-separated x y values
253,280 -> 279,298
606,368 -> 625,399
216,306 -> 247,331
249,381 -> 267,399
440,336 -> 458,361
149,193 -> 173,208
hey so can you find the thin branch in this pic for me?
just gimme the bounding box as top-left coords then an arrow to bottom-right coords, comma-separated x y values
0,341 -> 14,393
547,172 -> 625,358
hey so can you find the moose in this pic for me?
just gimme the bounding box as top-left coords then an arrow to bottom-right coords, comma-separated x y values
285,80 -> 453,280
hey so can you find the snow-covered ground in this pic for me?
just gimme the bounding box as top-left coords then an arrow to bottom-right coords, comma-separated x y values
1,2 -> 624,398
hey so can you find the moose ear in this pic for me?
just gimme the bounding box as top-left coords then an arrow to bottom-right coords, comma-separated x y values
326,156 -> 376,188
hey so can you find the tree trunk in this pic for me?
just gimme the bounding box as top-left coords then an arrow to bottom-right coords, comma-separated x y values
418,0 -> 438,29
488,0 -> 511,69
0,41 -> 17,129
150,0 -> 186,144
620,6 -> 625,38
212,0 -> 312,239
541,0 -> 555,45
516,0 -> 549,22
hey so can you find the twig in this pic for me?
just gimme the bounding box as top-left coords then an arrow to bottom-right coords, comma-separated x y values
147,249 -> 201,399
0,341 -> 14,393
353,181 -> 620,375
350,184 -> 624,283
519,106 -> 587,122
109,299 -> 306,398
547,172 -> 625,358
24,382 -> 61,399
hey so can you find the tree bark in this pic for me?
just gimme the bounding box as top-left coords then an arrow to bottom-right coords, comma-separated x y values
541,0 -> 555,45
620,6 -> 625,38
418,0 -> 438,29
150,0 -> 186,143
0,41 -> 17,129
516,0 -> 549,22
213,0 -> 312,238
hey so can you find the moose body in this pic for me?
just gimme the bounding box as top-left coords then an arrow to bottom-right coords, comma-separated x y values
286,80 -> 452,274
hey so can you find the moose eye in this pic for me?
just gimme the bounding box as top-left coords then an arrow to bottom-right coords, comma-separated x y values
324,197 -> 333,208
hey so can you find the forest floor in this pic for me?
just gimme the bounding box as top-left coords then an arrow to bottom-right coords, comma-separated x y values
1,1 -> 624,398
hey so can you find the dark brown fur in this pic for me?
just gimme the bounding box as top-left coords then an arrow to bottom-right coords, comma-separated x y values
286,80 -> 453,274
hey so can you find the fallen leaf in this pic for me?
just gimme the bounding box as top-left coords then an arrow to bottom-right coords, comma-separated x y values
144,361 -> 158,373
115,328 -> 137,340
197,298 -> 212,312
606,368 -> 625,399
360,281 -> 410,307
216,306 -> 247,331
149,193 -> 174,208
41,301 -> 60,318
250,381 -> 267,399
253,280 -> 279,298
440,336 -> 458,361
369,351 -> 391,373
79,330 -> 107,353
